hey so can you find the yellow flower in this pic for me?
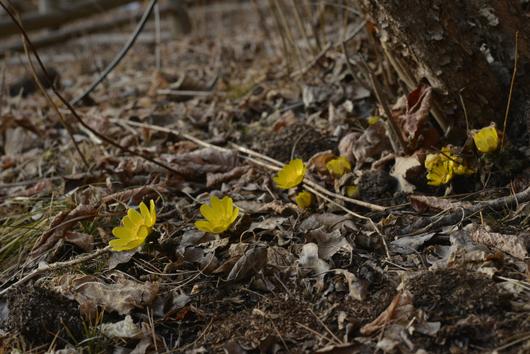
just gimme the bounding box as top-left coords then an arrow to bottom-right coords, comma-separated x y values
367,115 -> 381,125
273,159 -> 306,189
110,200 -> 157,251
472,124 -> 499,153
345,185 -> 359,198
295,190 -> 313,209
425,146 -> 475,186
425,154 -> 454,186
326,156 -> 352,178
195,195 -> 239,234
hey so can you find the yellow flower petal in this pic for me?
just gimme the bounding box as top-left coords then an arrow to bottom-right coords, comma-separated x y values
123,216 -> 136,230
195,195 -> 239,234
200,204 -> 221,223
326,156 -> 352,178
137,225 -> 150,240
110,236 -> 145,251
112,226 -> 133,239
425,146 -> 475,186
472,124 -> 499,153
109,238 -> 132,251
273,159 -> 306,189
425,154 -> 454,186
345,185 -> 359,198
127,208 -> 143,225
295,191 -> 313,209
210,195 -> 223,210
195,220 -> 215,233
149,200 -> 156,224
109,201 -> 157,251
139,202 -> 151,225
229,207 -> 240,224
367,115 -> 381,125
218,196 -> 229,220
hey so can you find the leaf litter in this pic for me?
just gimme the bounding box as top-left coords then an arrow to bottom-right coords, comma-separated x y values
0,2 -> 529,353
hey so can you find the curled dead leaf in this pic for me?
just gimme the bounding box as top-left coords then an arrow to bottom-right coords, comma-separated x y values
31,204 -> 98,257
226,244 -> 268,282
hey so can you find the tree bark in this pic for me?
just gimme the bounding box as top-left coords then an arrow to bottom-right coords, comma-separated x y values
361,0 -> 529,140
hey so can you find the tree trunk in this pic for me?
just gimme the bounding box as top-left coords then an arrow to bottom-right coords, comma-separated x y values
361,0 -> 529,142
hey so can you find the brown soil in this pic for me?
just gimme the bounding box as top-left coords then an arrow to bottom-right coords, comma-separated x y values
5,285 -> 83,347
406,268 -> 529,353
262,123 -> 337,163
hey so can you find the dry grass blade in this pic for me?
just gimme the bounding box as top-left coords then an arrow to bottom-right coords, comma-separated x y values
0,246 -> 111,297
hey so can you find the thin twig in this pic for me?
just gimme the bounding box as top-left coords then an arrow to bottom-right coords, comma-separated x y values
112,119 -> 232,152
231,143 -> 386,211
230,142 -> 385,211
400,185 -> 530,235
241,155 -> 390,257
268,0 -> 294,70
501,31 -> 519,149
296,322 -> 340,346
0,246 -> 111,297
309,308 -> 344,345
290,19 -> 367,79
70,0 -> 158,106
458,90 -> 470,132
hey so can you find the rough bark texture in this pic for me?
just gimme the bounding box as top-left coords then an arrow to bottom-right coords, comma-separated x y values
362,0 -> 530,141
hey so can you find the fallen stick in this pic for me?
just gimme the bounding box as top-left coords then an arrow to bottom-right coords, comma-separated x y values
115,119 -> 387,212
400,186 -> 530,235
0,246 -> 111,297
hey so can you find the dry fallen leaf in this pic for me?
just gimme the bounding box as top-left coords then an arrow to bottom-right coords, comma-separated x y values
469,224 -> 528,260
51,274 -> 159,316
31,204 -> 98,257
361,290 -> 414,335
165,148 -> 239,179
390,155 -> 421,193
351,122 -> 391,166
333,269 -> 367,301
390,84 -> 439,150
307,150 -> 336,175
298,243 -> 330,274
306,228 -> 353,260
226,244 -> 268,282
206,166 -> 249,188
100,315 -> 142,339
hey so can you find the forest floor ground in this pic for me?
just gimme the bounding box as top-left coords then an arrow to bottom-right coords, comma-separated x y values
0,1 -> 529,353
